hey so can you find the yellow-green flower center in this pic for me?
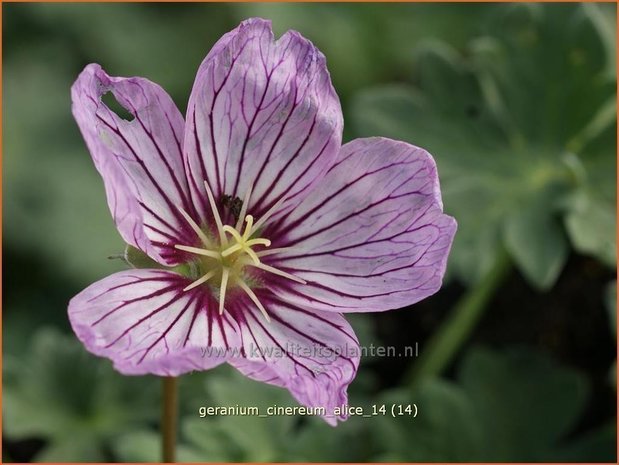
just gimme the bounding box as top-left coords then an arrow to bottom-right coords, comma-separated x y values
174,181 -> 305,322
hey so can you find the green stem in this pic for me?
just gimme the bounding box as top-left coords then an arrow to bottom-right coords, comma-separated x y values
162,376 -> 178,463
407,249 -> 511,387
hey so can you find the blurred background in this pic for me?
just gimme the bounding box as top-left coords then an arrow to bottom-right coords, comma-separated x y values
3,3 -> 617,462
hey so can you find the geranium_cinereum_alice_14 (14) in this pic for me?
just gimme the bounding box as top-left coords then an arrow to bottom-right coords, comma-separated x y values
69,18 -> 456,425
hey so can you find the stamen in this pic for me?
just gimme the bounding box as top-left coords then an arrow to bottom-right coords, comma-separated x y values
204,181 -> 227,245
220,238 -> 270,264
177,206 -> 211,247
244,248 -> 261,266
245,238 -> 271,248
219,268 -> 229,315
256,247 -> 298,257
250,195 -> 288,235
243,260 -> 307,285
172,191 -> 304,323
237,279 -> 271,322
243,215 -> 254,240
183,269 -> 217,291
175,244 -> 221,259
235,185 -> 253,232
222,225 -> 244,243
221,216 -> 271,264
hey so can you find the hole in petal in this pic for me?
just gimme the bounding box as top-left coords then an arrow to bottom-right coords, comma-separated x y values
102,91 -> 135,122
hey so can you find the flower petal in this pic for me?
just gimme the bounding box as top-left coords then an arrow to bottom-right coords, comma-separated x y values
227,291 -> 359,425
184,18 -> 343,225
68,269 -> 240,376
71,64 -> 195,265
268,137 -> 457,312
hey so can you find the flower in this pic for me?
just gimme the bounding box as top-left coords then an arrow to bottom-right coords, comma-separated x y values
69,18 -> 456,425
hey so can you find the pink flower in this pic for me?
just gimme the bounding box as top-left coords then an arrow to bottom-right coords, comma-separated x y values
69,18 -> 456,424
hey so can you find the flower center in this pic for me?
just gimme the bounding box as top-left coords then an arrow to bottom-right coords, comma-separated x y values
173,181 -> 304,322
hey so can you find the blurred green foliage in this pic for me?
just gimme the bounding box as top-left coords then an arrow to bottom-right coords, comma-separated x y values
6,330 -> 615,462
352,3 -> 616,289
4,329 -> 159,461
4,3 -> 616,463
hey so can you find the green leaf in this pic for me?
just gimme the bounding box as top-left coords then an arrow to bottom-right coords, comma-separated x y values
35,435 -> 106,463
114,430 -> 205,463
374,380 -> 485,461
459,347 -> 589,460
180,366 -> 375,462
564,188 -> 616,267
290,420 -> 370,462
503,195 -> 569,290
375,347 -> 600,461
182,368 -> 298,462
182,419 -> 242,462
175,348 -> 607,462
3,328 -> 159,461
351,3 -> 616,287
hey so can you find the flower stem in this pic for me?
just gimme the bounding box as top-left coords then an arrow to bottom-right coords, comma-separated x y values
407,248 -> 511,387
162,376 -> 178,463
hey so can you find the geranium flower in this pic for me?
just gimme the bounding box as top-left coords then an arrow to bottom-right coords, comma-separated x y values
69,18 -> 456,424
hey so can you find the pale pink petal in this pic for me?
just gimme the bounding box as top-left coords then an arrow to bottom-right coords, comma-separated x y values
227,291 -> 359,425
71,64 -> 195,265
68,270 -> 240,376
184,18 -> 343,226
266,137 -> 457,313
